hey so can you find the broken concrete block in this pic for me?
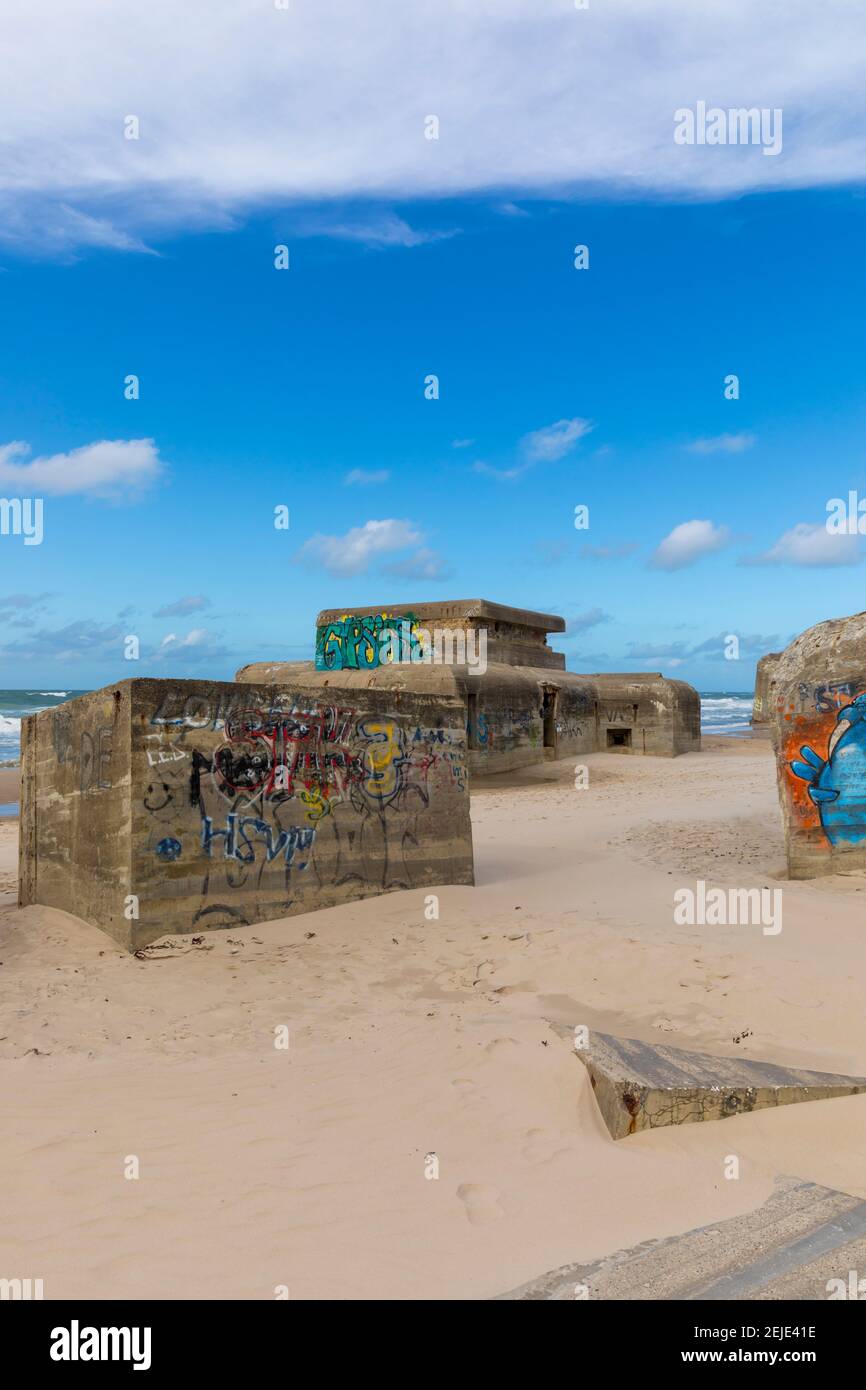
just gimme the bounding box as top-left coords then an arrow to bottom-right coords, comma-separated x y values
574,1031 -> 866,1140
19,677 -> 474,951
498,1176 -> 866,1300
752,650 -> 781,729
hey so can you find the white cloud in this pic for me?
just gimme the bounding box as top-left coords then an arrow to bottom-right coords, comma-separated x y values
650,519 -> 731,570
160,628 -> 210,650
344,468 -> 390,486
743,522 -> 862,567
472,460 -> 526,482
296,213 -> 456,248
0,438 -> 163,497
155,627 -> 229,665
3,1 -> 863,253
475,417 -> 594,482
384,547 -> 452,581
521,418 -> 594,463
294,518 -> 422,578
686,433 -> 756,454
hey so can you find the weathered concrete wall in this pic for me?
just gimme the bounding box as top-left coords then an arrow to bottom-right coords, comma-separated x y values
236,661 -> 699,769
18,684 -> 132,940
236,661 -> 599,774
20,678 -> 473,950
752,651 -> 782,727
590,674 -> 701,756
771,611 -> 866,878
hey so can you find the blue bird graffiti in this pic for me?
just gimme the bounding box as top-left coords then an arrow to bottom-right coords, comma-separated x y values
790,693 -> 866,845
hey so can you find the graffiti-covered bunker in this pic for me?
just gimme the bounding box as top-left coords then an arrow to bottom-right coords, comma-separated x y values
771,609 -> 866,879
237,599 -> 702,773
18,599 -> 699,951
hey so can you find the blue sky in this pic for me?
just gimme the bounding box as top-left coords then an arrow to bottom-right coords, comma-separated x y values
1,1 -> 866,689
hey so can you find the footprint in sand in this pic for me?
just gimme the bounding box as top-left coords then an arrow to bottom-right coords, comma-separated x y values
456,1183 -> 505,1225
522,1128 -> 571,1164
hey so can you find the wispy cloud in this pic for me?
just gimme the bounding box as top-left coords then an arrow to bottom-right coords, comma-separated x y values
742,522 -> 863,567
344,468 -> 390,486
627,640 -> 690,659
520,418 -> 594,463
527,539 -> 572,567
383,547 -> 452,582
567,607 -> 611,634
581,542 -> 638,561
0,619 -> 125,662
649,520 -> 730,570
153,595 -> 211,618
475,417 -> 593,482
690,630 -> 782,655
685,433 -> 756,454
296,212 -> 457,249
294,518 -> 422,578
155,628 -> 229,664
0,438 -> 163,498
0,591 -> 53,612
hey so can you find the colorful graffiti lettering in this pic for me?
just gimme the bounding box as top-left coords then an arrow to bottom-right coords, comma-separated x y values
358,718 -> 405,802
143,692 -> 468,925
315,613 -> 420,671
789,693 -> 866,844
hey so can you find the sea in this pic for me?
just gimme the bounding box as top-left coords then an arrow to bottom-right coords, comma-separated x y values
0,690 -> 89,765
0,687 -> 756,764
699,691 -> 754,736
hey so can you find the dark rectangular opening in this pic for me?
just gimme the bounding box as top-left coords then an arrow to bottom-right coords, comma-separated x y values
467,693 -> 478,750
607,727 -> 632,748
542,688 -> 557,748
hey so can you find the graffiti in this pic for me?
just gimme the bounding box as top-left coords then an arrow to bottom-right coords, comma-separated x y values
144,779 -> 175,814
357,718 -> 405,802
316,613 -> 420,671
201,813 -> 316,866
790,693 -> 866,845
52,705 -> 73,765
80,727 -> 112,792
156,837 -> 182,861
182,705 -> 362,818
604,705 -> 636,725
141,691 -> 468,928
778,680 -> 866,718
145,740 -> 187,766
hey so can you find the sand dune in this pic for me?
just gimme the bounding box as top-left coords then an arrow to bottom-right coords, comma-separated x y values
3,738 -> 866,1299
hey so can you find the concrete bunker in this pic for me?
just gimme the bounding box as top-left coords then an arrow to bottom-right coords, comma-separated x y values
771,609 -> 866,878
237,600 -> 701,775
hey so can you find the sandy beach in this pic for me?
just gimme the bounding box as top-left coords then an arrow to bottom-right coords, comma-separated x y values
3,736 -> 866,1300
0,767 -> 20,806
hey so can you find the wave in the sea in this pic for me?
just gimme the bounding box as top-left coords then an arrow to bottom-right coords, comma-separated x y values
700,692 -> 753,735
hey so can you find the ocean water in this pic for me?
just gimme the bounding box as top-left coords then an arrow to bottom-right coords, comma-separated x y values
0,690 -> 88,764
700,691 -> 754,736
0,687 -> 755,761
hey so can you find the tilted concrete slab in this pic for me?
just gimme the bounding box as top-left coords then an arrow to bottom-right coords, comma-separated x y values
572,1031 -> 866,1140
498,1177 -> 866,1300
